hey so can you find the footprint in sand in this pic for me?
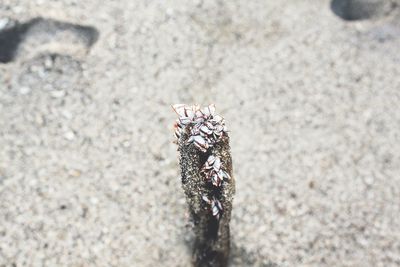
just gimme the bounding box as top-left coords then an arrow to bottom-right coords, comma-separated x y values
0,18 -> 98,99
0,17 -> 98,63
331,0 -> 398,21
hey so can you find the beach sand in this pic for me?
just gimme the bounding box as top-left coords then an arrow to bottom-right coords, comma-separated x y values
0,0 -> 400,266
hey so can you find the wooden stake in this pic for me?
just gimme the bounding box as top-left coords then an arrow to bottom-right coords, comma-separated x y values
178,132 -> 235,267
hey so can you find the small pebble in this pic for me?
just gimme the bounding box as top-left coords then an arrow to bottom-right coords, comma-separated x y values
64,131 -> 75,140
62,110 -> 72,119
90,197 -> 99,205
50,90 -> 66,98
19,86 -> 31,95
68,169 -> 81,177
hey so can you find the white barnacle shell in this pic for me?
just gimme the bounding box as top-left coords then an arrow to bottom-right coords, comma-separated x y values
207,104 -> 216,116
213,115 -> 224,123
201,104 -> 216,117
185,107 -> 195,120
211,173 -> 220,187
221,170 -> 231,180
213,157 -> 221,171
212,204 -> 219,217
211,198 -> 223,219
207,155 -> 216,165
187,135 -> 208,152
172,104 -> 187,118
200,124 -> 213,135
202,195 -> 210,204
215,199 -> 223,211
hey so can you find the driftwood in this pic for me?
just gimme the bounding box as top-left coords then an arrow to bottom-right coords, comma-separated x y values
173,104 -> 235,267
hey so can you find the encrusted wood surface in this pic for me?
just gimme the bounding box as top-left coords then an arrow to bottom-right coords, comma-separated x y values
178,133 -> 235,267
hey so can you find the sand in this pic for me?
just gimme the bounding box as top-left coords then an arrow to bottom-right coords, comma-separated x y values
0,0 -> 400,266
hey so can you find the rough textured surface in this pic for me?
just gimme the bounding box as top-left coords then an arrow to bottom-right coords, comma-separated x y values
178,132 -> 235,267
0,0 -> 400,266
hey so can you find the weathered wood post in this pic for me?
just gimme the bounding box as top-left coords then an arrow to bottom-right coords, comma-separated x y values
172,104 -> 235,267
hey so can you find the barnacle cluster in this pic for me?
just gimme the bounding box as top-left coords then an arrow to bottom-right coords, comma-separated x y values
172,104 -> 228,152
172,104 -> 229,220
201,155 -> 231,187
202,195 -> 223,220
